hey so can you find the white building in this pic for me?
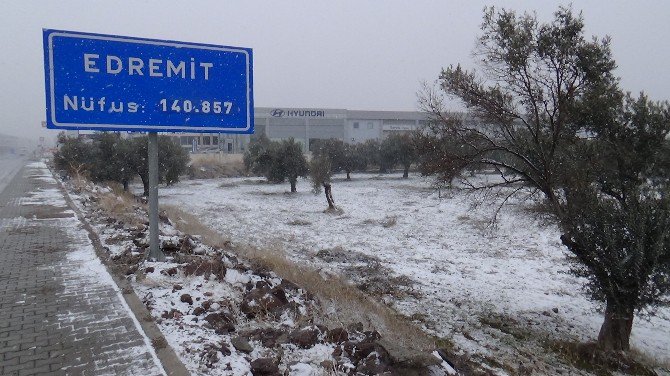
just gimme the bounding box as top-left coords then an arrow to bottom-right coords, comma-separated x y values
169,107 -> 428,153
64,107 -> 430,154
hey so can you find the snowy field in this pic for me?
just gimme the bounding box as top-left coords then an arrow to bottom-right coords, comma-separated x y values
159,173 -> 670,372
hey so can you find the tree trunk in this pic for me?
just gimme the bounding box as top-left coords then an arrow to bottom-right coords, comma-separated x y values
403,165 -> 409,178
122,179 -> 129,192
346,171 -> 351,180
140,174 -> 149,196
290,178 -> 297,193
323,182 -> 335,209
597,298 -> 634,351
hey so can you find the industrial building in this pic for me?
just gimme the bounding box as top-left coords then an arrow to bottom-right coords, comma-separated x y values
169,107 -> 428,153
65,107 -> 429,154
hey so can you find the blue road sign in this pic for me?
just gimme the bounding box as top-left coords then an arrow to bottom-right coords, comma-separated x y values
43,29 -> 253,133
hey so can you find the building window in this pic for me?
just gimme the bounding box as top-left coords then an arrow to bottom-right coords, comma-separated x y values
203,136 -> 211,145
368,122 -> 374,129
212,136 -> 219,145
227,143 -> 233,152
353,122 -> 359,129
180,136 -> 189,145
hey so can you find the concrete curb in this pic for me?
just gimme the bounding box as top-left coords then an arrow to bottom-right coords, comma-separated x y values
54,174 -> 190,376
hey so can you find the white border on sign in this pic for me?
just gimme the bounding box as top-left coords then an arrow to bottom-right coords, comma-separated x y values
48,31 -> 252,132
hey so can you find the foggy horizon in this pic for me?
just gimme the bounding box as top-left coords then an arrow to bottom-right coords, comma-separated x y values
1,0 -> 669,141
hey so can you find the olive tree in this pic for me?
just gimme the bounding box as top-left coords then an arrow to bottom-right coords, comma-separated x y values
309,154 -> 335,209
126,136 -> 189,196
420,6 -> 670,350
312,139 -> 366,180
380,133 -> 417,178
245,137 -> 308,192
53,133 -> 95,177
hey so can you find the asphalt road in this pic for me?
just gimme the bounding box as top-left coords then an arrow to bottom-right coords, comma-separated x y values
0,155 -> 28,197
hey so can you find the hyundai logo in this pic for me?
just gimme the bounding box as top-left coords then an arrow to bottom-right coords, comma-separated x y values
270,109 -> 284,117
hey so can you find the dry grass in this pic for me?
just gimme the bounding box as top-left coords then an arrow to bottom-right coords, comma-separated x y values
188,154 -> 246,179
380,215 -> 398,228
97,182 -> 146,226
630,347 -> 670,373
287,219 -> 311,226
545,340 -> 662,376
190,153 -> 244,165
162,205 -> 437,355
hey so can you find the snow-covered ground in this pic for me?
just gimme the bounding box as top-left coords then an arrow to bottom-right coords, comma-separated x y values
159,173 -> 670,373
69,172 -> 455,375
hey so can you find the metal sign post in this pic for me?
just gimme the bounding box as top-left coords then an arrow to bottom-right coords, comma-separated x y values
43,29 -> 254,261
147,132 -> 163,261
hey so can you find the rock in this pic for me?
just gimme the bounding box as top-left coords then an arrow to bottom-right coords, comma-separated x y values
377,339 -> 441,369
320,360 -> 335,370
133,237 -> 149,249
218,343 -> 231,356
250,328 -> 288,348
183,258 -> 226,281
193,307 -> 205,316
363,330 -> 381,342
204,312 -> 235,334
250,358 -> 279,375
161,309 -> 182,320
180,294 -> 193,305
552,307 -> 559,314
270,286 -> 288,304
356,356 -> 391,375
161,237 -> 181,253
252,267 -> 273,279
214,324 -> 236,335
325,328 -> 349,343
210,302 -> 221,311
278,279 -> 300,292
201,300 -> 212,311
231,336 -> 253,354
145,266 -> 155,273
245,281 -> 255,291
112,248 -> 145,264
289,327 -> 320,349
348,322 -> 364,333
354,341 -> 390,363
255,280 -> 270,290
173,284 -> 183,291
200,347 -> 218,369
162,267 -> 178,277
240,287 -> 287,318
542,311 -> 551,317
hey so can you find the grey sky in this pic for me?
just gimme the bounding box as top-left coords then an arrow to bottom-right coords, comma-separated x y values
1,0 -> 668,141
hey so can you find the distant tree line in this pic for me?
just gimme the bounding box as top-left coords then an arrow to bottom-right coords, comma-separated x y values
243,133 -> 421,208
53,133 -> 189,196
244,134 -> 419,180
